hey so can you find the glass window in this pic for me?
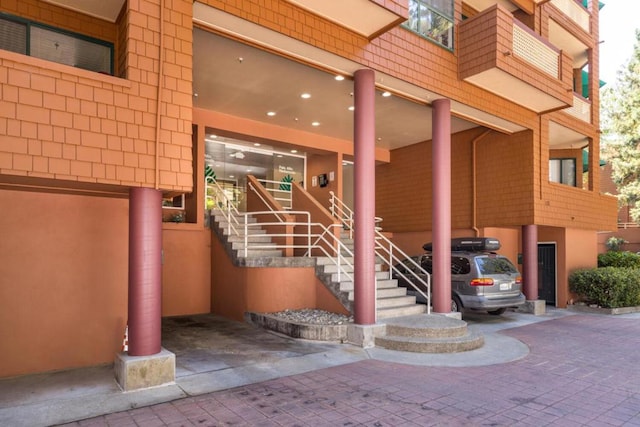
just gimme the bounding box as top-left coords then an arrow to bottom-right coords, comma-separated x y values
204,134 -> 305,212
475,256 -> 518,275
549,158 -> 576,186
0,14 -> 113,74
405,0 -> 454,49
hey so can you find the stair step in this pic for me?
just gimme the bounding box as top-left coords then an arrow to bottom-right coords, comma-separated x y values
236,249 -> 283,258
321,263 -> 382,274
377,304 -> 427,319
375,330 -> 484,353
348,287 -> 407,300
382,314 -> 469,338
375,295 -> 417,308
227,235 -> 273,243
339,279 -> 398,292
329,270 -> 390,283
231,241 -> 278,250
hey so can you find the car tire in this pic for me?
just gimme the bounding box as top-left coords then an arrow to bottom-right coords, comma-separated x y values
451,296 -> 462,313
487,308 -> 507,315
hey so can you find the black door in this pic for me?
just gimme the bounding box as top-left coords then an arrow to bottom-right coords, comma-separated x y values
538,244 -> 556,305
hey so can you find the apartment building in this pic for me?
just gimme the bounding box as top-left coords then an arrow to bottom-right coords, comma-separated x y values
0,0 -> 616,381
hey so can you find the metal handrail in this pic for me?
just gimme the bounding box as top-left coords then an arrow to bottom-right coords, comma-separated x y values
247,181 -> 288,224
257,178 -> 293,209
375,230 -> 431,314
236,211 -> 354,283
329,191 -> 431,313
206,178 -> 241,237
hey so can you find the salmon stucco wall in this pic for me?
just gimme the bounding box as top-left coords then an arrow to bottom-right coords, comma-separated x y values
211,234 -> 347,321
0,189 -> 128,377
538,226 -> 597,307
162,227 -> 211,316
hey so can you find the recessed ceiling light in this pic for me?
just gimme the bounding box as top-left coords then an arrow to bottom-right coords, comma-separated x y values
276,154 -> 283,158
229,175 -> 235,178
382,91 -> 392,97
247,169 -> 252,173
300,93 -> 311,99
254,143 -> 261,147
335,75 -> 345,81
210,134 -> 217,138
193,93 -> 198,97
377,137 -> 382,141
291,149 -> 298,154
348,106 -> 355,111
266,111 -> 276,116
311,121 -> 320,126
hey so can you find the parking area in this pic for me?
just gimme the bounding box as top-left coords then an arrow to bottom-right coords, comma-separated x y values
3,309 -> 640,426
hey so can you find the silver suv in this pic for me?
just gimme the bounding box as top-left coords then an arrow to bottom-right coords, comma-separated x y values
393,237 -> 525,315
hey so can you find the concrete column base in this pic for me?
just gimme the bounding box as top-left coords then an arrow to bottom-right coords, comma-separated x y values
347,323 -> 386,348
114,348 -> 175,392
517,300 -> 546,316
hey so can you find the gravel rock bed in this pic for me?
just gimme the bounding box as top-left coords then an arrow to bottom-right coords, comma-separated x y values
268,308 -> 353,325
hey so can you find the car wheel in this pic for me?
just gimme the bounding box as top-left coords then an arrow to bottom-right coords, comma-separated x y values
451,296 -> 462,313
487,308 -> 507,315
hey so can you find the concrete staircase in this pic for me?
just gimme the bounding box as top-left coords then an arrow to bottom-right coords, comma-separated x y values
315,256 -> 426,319
375,314 -> 484,353
211,210 -> 425,318
212,209 -> 484,354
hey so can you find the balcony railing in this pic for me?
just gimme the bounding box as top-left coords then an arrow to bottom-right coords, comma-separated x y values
512,23 -> 559,78
550,0 -> 590,33
459,4 -> 573,113
564,94 -> 591,123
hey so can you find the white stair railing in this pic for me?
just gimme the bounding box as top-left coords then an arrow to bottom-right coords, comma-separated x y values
257,178 -> 293,210
329,192 -> 431,313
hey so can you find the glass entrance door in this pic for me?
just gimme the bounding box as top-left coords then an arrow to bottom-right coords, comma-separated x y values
204,133 -> 305,211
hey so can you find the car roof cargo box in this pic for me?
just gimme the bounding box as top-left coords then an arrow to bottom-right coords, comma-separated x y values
422,237 -> 501,252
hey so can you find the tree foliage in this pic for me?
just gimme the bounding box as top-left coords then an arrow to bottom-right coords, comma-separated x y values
601,30 -> 640,222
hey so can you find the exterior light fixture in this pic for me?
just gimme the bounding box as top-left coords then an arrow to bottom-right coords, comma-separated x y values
382,91 -> 391,97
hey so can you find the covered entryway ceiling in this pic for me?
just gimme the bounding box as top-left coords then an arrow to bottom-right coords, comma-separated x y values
42,0 -> 527,151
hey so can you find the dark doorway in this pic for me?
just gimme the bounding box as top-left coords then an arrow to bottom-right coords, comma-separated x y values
538,243 -> 556,305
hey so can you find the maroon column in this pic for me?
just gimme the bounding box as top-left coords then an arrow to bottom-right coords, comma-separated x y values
128,187 -> 163,356
522,224 -> 539,300
432,99 -> 452,313
353,69 -> 376,325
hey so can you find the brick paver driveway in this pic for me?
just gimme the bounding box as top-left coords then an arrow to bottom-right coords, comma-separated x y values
62,314 -> 640,426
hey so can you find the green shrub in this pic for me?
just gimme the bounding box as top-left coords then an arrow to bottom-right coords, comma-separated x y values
597,251 -> 640,268
569,267 -> 640,308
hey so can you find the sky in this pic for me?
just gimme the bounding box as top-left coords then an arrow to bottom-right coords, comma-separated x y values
598,1 -> 640,86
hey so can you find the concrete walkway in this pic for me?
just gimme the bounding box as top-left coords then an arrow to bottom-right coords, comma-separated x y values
3,308 -> 640,426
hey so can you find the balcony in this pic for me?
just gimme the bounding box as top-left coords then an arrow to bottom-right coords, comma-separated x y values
463,0 -> 547,15
283,0 -> 406,39
564,94 -> 591,123
549,0 -> 590,33
458,4 -> 573,113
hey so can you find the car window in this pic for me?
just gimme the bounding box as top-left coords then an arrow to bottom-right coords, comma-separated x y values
420,255 -> 433,274
475,256 -> 518,274
398,256 -> 421,274
451,256 -> 471,275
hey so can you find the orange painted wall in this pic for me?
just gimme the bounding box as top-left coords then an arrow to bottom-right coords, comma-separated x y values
307,153 -> 340,211
162,226 -> 212,316
211,234 -> 347,321
0,189 -> 128,377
